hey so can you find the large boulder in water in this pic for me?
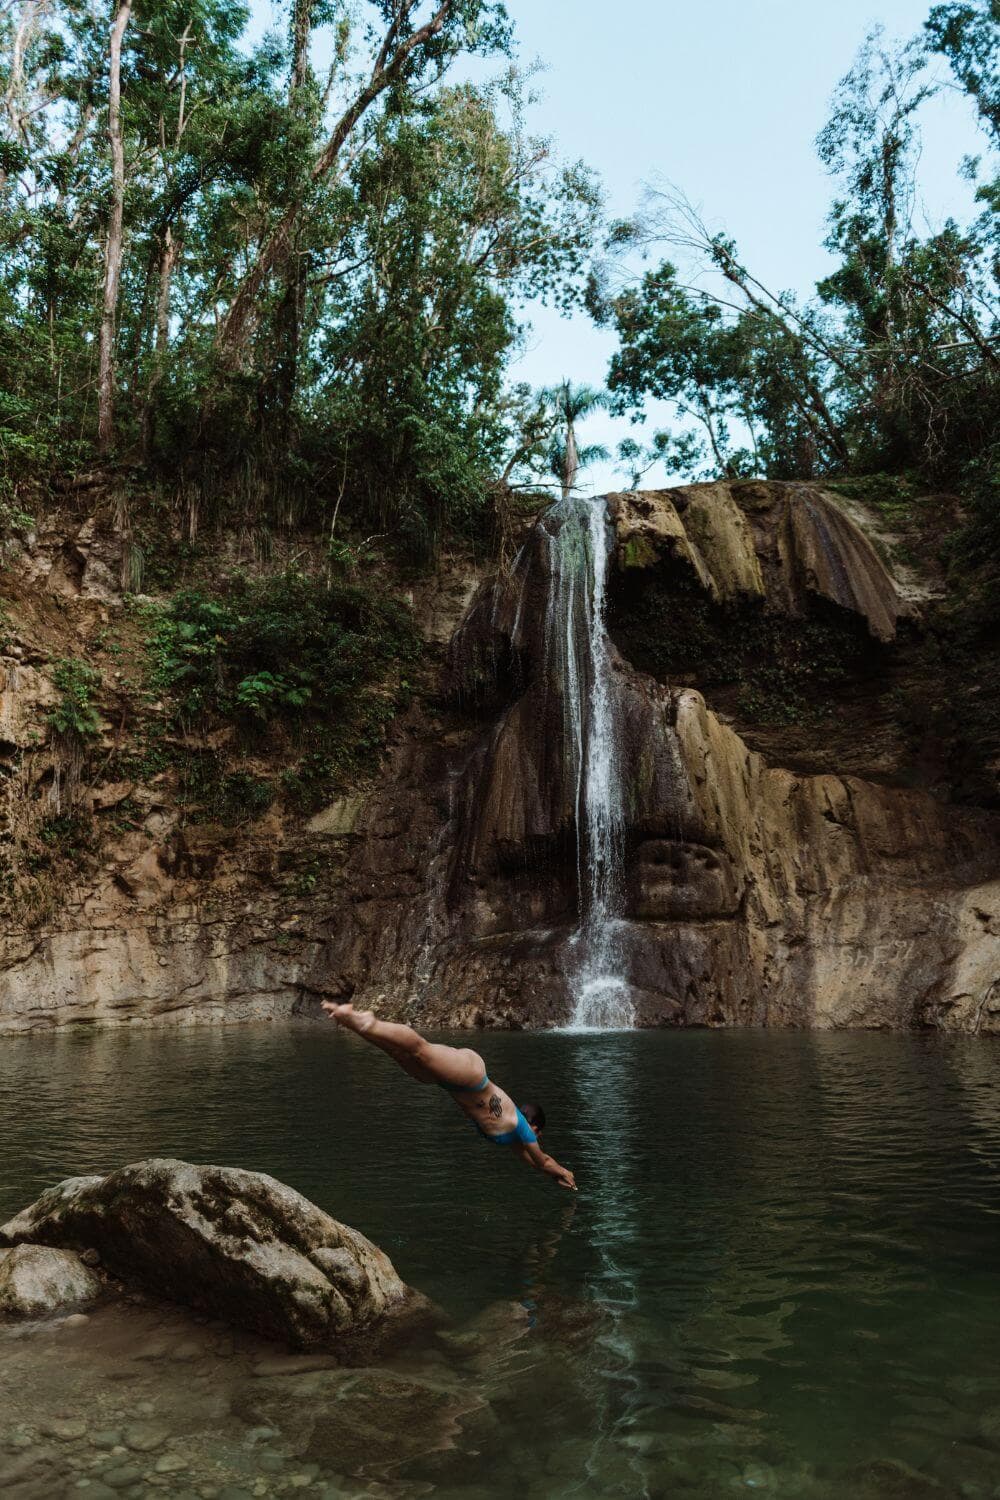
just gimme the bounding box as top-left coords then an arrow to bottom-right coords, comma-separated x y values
0,1158 -> 427,1351
0,1243 -> 101,1317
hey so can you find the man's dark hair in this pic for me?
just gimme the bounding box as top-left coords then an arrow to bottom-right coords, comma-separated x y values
520,1102 -> 546,1132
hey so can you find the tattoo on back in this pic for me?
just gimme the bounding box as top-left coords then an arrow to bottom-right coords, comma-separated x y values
488,1093 -> 502,1119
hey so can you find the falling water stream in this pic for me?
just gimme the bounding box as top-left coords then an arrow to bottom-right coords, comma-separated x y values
545,494 -> 635,1030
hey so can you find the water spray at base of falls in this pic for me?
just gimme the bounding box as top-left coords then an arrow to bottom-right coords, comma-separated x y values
546,495 -> 635,1031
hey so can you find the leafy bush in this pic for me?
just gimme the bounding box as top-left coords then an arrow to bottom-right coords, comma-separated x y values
177,764 -> 276,827
0,495 -> 33,538
47,659 -> 102,741
36,813 -> 97,864
145,570 -> 421,731
952,441 -> 1000,599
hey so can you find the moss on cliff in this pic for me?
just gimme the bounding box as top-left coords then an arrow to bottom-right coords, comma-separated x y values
609,565 -> 879,731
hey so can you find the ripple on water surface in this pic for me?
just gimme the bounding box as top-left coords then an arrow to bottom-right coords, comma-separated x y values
3,1026 -> 1000,1498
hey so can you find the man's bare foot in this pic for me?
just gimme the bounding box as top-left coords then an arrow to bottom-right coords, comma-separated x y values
320,1002 -> 376,1034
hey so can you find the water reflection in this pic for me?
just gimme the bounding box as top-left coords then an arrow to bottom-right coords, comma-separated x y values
565,1037 -> 649,1496
3,1027 -> 1000,1497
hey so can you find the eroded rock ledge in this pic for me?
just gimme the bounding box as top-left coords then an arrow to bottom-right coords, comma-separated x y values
1,481 -> 998,1033
0,1159 -> 428,1352
318,480 -> 1000,1032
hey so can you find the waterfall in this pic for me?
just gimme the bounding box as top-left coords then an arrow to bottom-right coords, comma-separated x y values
545,495 -> 635,1030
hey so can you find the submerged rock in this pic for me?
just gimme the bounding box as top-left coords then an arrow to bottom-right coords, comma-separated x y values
0,1158 -> 427,1352
0,1243 -> 101,1318
234,1365 -> 494,1481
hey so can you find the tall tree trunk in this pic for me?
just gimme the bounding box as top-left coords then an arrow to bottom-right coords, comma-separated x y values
97,0 -> 131,453
271,0 -> 315,430
141,223 -> 178,457
562,419 -> 579,498
290,0 -> 313,94
214,0 -> 452,367
717,267 -> 851,467
1,0 -> 51,191
153,225 -> 176,356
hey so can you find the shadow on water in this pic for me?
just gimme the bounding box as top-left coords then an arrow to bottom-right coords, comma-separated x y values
4,1026 -> 1000,1496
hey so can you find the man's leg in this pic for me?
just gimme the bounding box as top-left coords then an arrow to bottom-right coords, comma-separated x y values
322,1003 -> 485,1088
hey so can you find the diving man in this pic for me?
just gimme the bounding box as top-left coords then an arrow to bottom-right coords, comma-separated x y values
321,1003 -> 577,1190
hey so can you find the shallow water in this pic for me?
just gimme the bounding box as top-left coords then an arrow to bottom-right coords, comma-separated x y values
4,1025 -> 1000,1498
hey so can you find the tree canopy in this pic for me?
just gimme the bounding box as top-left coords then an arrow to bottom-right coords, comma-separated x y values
2,1 -> 998,571
0,0 -> 601,554
592,10 -> 1000,558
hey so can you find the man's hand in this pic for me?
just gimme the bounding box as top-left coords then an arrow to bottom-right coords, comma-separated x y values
548,1162 -> 577,1191
320,1002 -> 376,1033
516,1141 -> 576,1189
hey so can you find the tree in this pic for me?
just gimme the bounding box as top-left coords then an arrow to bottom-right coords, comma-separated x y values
96,0 -> 131,451
213,0 -> 512,367
926,0 -> 1000,141
299,81 -> 600,549
543,380 -> 607,496
598,245 -> 845,480
924,0 -> 1000,546
597,23 -> 999,500
0,1 -> 601,558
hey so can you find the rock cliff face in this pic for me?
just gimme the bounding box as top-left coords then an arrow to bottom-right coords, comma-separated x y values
1,481 -> 998,1032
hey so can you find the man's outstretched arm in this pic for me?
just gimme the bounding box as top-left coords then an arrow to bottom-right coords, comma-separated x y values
515,1141 -> 577,1191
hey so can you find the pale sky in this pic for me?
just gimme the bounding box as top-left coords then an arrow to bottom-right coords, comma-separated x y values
249,0 -> 986,490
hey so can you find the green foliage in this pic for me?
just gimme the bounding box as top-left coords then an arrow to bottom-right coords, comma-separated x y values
541,380 -> 609,495
0,493 -> 33,537
177,763 -> 275,827
825,472 -> 918,513
144,570 -> 419,730
0,3 -> 599,559
925,1 -> 1000,142
596,20 -> 999,581
47,658 -> 102,741
952,437 -> 1000,577
109,733 -> 174,786
234,670 -> 312,717
36,813 -> 96,865
287,857 -> 323,898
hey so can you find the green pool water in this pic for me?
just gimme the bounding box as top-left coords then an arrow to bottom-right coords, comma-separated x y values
3,1024 -> 1000,1499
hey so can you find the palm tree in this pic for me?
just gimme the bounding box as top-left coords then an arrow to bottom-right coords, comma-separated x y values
547,435 -> 611,498
543,380 -> 609,498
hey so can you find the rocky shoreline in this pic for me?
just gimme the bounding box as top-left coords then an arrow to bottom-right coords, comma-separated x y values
0,1160 -> 603,1500
0,1160 -> 428,1354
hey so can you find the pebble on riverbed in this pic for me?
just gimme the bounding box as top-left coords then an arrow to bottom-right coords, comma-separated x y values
95,1461 -> 145,1489
39,1415 -> 88,1441
123,1421 -> 169,1452
153,1451 -> 189,1472
90,1430 -> 123,1450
